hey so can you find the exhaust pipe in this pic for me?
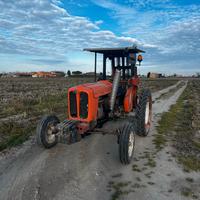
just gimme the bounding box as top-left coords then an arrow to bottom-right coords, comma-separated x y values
110,69 -> 121,111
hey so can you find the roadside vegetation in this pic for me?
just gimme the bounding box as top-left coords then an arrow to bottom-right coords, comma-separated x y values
0,77 -> 178,151
153,80 -> 185,103
154,80 -> 200,171
0,77 -> 93,151
141,78 -> 178,93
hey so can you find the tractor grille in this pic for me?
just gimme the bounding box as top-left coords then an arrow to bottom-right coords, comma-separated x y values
69,91 -> 77,117
80,92 -> 88,119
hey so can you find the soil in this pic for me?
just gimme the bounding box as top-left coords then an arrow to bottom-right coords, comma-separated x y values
1,80 -> 199,200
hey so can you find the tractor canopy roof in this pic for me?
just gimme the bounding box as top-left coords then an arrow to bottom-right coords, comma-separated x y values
84,46 -> 145,80
84,46 -> 145,57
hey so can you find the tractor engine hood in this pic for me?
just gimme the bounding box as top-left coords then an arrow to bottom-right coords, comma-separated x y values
68,80 -> 112,123
70,80 -> 112,98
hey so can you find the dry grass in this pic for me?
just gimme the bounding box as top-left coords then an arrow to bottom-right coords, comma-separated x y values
0,77 -> 93,150
0,121 -> 35,151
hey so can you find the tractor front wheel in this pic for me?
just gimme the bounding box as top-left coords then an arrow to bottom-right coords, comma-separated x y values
136,89 -> 152,136
119,122 -> 136,165
36,115 -> 60,148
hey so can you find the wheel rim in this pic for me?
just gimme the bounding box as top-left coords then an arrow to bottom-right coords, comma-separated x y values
145,101 -> 150,125
128,131 -> 134,158
46,123 -> 56,144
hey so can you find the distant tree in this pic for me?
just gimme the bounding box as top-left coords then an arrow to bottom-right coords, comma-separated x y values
147,72 -> 150,78
173,73 -> 177,77
72,71 -> 82,75
67,70 -> 71,76
196,72 -> 200,78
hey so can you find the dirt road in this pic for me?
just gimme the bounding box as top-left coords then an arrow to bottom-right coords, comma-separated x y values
1,81 -> 198,200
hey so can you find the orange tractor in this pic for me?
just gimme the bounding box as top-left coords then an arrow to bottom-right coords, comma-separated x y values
37,46 -> 152,164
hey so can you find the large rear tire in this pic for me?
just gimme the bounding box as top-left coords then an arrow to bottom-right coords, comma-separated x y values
136,89 -> 152,136
36,115 -> 60,148
119,122 -> 136,165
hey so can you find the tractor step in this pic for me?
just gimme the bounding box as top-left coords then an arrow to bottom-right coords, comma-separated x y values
56,119 -> 81,144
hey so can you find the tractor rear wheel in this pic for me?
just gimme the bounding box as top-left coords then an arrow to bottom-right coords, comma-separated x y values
119,122 -> 136,164
37,115 -> 60,148
136,89 -> 152,136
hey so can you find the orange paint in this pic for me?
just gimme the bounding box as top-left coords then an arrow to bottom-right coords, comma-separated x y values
124,77 -> 139,112
68,80 -> 112,122
124,87 -> 133,112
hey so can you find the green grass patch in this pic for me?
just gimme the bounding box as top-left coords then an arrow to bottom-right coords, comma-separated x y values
144,171 -> 154,179
147,182 -> 155,185
131,183 -> 143,188
193,140 -> 200,149
185,177 -> 194,183
111,173 -> 123,178
181,188 -> 199,199
132,164 -> 141,172
153,101 -> 182,151
143,152 -> 156,168
178,156 -> 200,172
107,181 -> 133,200
0,121 -> 35,151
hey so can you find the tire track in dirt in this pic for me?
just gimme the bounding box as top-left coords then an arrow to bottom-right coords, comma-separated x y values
0,81 -> 188,200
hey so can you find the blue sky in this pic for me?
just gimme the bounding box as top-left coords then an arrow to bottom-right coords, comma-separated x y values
0,0 -> 199,75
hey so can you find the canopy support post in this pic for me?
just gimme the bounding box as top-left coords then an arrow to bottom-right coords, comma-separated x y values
94,52 -> 97,81
103,54 -> 106,80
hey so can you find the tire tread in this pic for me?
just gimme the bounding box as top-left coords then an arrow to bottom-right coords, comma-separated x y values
136,89 -> 152,137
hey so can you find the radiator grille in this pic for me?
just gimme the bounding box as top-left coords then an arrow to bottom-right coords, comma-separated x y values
80,92 -> 88,119
69,91 -> 77,117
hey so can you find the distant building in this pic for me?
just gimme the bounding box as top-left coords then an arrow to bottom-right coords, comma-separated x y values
32,71 -> 65,78
147,72 -> 163,78
1,71 -> 65,78
72,71 -> 82,75
1,73 -> 17,78
32,72 -> 56,78
15,72 -> 32,77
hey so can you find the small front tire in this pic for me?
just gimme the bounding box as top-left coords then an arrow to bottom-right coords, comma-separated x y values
119,122 -> 136,165
36,115 -> 60,148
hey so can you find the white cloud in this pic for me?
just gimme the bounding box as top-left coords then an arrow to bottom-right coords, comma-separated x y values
153,16 -> 200,55
95,20 -> 104,25
0,0 -> 152,61
91,0 -> 200,73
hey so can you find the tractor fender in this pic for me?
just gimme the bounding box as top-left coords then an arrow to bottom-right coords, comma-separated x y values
124,87 -> 134,112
